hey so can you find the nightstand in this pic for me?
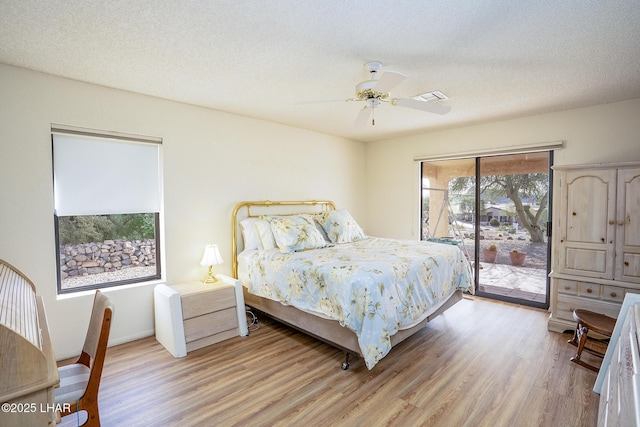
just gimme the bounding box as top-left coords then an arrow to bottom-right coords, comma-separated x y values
154,275 -> 248,357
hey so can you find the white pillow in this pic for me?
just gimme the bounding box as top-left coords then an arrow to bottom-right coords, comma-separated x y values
239,218 -> 260,250
254,219 -> 277,250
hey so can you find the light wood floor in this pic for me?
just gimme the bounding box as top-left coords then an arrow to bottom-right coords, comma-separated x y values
63,296 -> 600,426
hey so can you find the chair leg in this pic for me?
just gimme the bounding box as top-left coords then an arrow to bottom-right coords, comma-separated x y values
79,396 -> 101,427
569,322 -> 599,372
59,398 -> 100,426
574,323 -> 588,357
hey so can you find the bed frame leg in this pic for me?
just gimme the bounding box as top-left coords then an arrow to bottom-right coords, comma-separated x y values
342,352 -> 350,370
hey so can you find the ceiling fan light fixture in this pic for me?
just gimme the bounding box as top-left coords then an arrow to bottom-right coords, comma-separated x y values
365,98 -> 380,108
355,79 -> 376,93
355,80 -> 389,101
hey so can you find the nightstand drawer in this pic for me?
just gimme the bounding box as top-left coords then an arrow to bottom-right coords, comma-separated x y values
186,329 -> 239,352
155,277 -> 246,357
184,307 -> 238,343
181,286 -> 235,319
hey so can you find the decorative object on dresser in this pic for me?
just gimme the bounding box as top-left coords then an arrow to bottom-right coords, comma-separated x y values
154,276 -> 248,358
55,290 -> 114,426
548,162 -> 640,333
0,259 -> 59,427
594,293 -> 640,426
200,244 -> 224,283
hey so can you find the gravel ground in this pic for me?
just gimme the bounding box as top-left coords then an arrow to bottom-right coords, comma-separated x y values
431,224 -> 549,270
433,222 -> 549,270
468,239 -> 548,269
61,266 -> 157,289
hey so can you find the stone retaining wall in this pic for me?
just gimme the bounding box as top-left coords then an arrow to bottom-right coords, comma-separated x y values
59,239 -> 156,279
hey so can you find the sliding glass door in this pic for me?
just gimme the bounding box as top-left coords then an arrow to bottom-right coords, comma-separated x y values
421,152 -> 552,308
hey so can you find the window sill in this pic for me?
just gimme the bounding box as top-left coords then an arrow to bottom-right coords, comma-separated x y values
56,278 -> 165,300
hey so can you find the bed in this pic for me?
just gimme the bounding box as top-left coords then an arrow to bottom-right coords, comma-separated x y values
231,200 -> 474,370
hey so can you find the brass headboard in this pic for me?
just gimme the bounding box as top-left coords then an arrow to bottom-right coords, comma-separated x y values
231,200 -> 336,278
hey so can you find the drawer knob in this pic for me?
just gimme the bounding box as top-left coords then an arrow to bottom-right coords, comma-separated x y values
610,292 -> 617,298
586,288 -> 593,293
564,286 -> 570,290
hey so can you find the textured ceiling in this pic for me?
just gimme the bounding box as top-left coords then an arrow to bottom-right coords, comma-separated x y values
1,1 -> 639,142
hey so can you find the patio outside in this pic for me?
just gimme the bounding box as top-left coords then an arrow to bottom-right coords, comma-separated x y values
473,226 -> 547,303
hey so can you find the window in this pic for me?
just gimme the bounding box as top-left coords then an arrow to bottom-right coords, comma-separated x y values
52,126 -> 162,293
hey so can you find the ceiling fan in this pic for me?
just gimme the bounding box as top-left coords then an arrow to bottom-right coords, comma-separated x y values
304,61 -> 451,127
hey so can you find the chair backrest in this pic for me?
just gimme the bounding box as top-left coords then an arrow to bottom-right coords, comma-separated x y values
55,291 -> 113,423
82,291 -> 114,365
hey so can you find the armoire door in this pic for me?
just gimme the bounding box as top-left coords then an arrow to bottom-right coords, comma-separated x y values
557,169 -> 616,280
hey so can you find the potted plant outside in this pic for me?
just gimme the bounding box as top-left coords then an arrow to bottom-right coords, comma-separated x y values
509,249 -> 526,266
482,244 -> 498,263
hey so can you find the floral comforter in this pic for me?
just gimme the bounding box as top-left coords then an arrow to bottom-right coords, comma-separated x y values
243,237 -> 474,369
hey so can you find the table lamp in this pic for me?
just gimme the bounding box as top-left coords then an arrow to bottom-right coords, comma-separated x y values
200,244 -> 223,283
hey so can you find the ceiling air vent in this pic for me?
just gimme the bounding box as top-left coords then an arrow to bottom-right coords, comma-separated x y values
414,91 -> 448,102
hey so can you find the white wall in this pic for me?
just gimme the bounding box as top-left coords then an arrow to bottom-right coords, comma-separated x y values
0,64 -> 366,359
365,98 -> 640,239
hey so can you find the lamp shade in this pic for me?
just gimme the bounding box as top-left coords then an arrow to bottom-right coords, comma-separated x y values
200,244 -> 224,267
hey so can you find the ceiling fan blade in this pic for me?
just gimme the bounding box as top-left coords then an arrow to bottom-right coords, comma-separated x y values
373,71 -> 407,93
296,98 -> 354,105
354,107 -> 372,127
394,97 -> 451,115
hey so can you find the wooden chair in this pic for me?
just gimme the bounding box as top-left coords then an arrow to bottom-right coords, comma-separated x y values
55,291 -> 114,426
568,309 -> 615,372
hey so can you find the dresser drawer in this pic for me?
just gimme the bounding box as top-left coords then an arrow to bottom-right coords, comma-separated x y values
602,285 -> 625,303
557,279 -> 578,295
184,307 -> 238,343
557,294 -> 621,323
578,282 -> 601,298
181,286 -> 235,319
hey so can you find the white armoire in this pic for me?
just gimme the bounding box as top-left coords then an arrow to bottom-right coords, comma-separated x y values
548,161 -> 640,333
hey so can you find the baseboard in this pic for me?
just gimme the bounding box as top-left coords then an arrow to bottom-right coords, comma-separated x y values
56,329 -> 155,361
109,329 -> 155,347
547,316 -> 574,334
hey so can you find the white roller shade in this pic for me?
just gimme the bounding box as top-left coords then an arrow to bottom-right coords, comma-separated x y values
53,131 -> 161,216
413,140 -> 564,162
